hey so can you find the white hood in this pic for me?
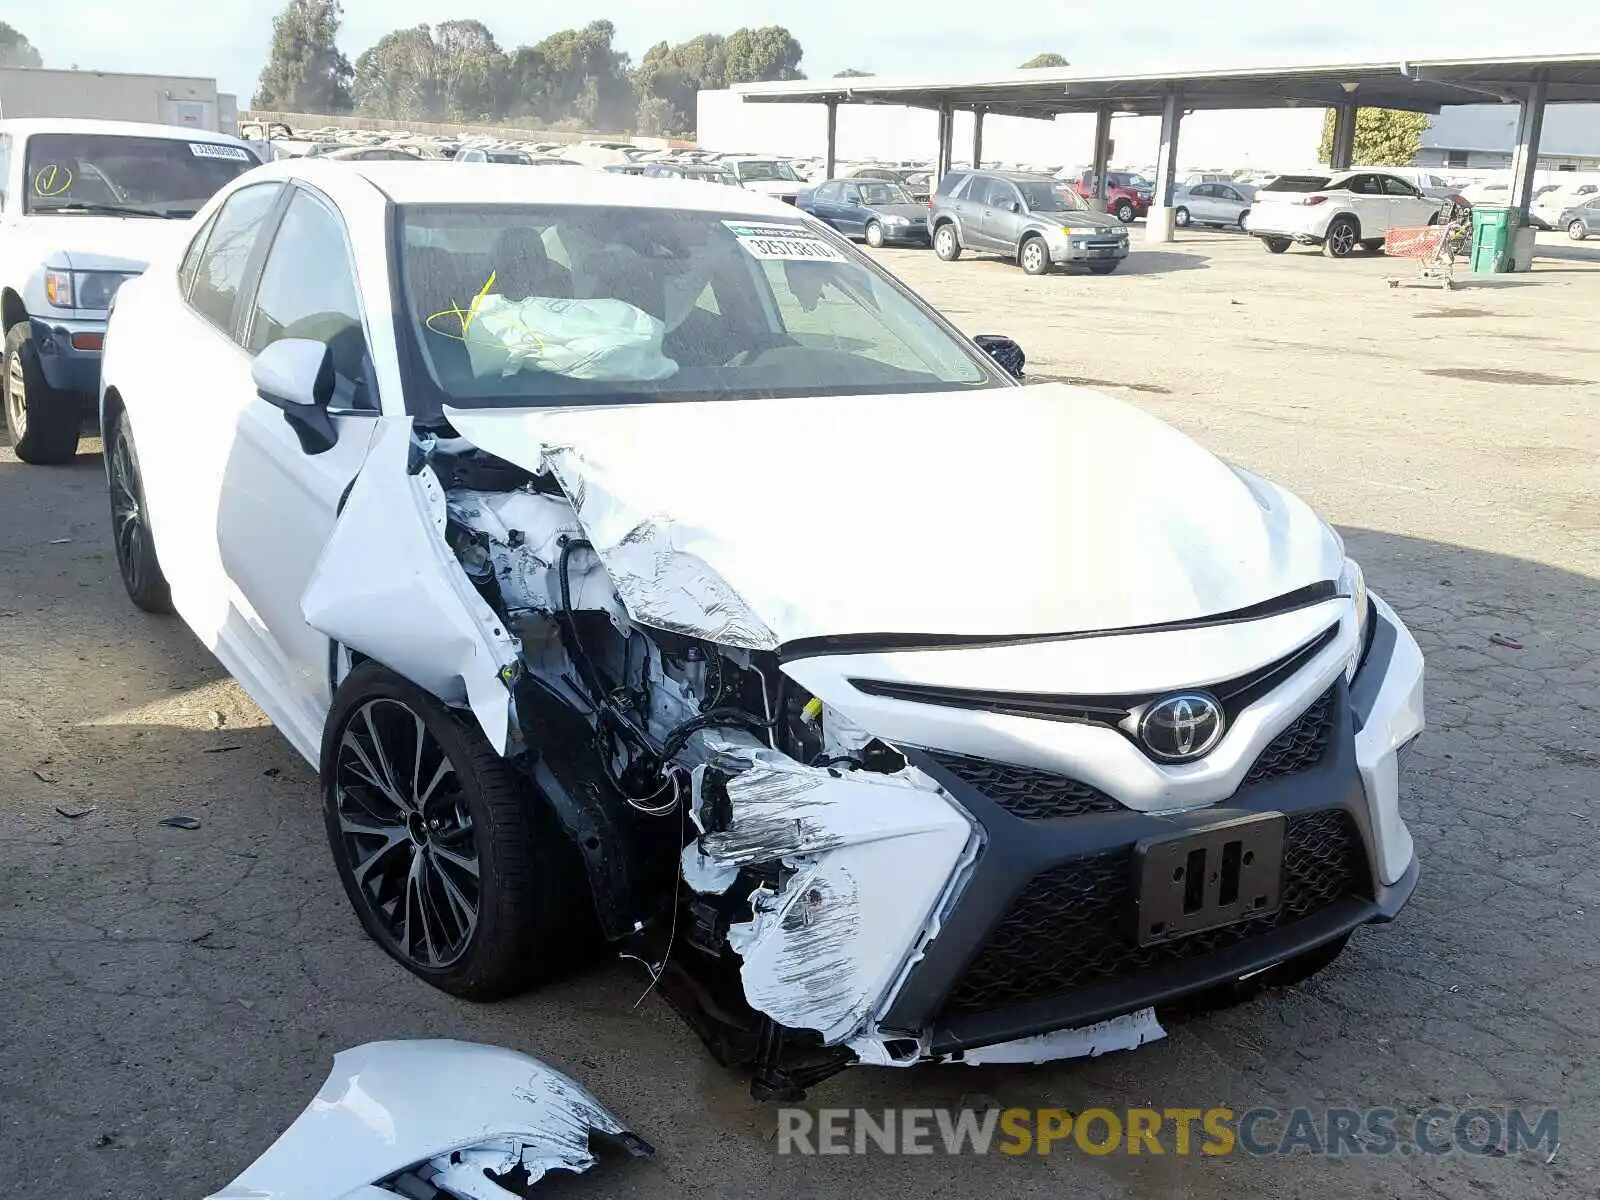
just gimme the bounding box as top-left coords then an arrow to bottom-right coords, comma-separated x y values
445,383 -> 1342,649
22,214 -> 190,273
743,179 -> 802,198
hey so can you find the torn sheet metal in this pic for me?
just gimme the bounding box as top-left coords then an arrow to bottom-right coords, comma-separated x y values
947,1008 -> 1166,1066
688,738 -> 975,1045
442,389 -> 1342,647
302,420 -> 521,753
446,488 -> 625,622
206,1040 -> 650,1200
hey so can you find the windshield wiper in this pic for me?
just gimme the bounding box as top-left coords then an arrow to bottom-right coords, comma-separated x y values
34,202 -> 165,218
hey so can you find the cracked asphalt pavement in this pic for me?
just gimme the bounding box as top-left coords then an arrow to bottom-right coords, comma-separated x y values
2,232 -> 1597,1197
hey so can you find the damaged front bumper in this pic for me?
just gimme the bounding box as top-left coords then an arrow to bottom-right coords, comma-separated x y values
207,1040 -> 650,1199
677,599 -> 1422,1082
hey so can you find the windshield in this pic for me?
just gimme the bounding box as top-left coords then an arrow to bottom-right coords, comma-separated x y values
397,204 -> 1002,413
735,160 -> 798,183
1112,173 -> 1153,189
23,133 -> 258,217
858,182 -> 913,206
1017,181 -> 1088,212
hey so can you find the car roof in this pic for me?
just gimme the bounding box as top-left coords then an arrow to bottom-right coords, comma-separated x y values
255,158 -> 809,218
981,170 -> 1062,183
0,117 -> 250,147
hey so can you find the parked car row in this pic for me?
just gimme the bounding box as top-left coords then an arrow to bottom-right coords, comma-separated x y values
797,166 -> 1132,275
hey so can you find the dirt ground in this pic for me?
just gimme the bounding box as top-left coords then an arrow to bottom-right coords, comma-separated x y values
2,229 -> 1597,1198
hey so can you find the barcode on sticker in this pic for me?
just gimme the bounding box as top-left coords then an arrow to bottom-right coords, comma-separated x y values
190,142 -> 251,161
724,222 -> 846,263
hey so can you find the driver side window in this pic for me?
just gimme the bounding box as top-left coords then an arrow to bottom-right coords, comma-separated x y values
244,189 -> 374,411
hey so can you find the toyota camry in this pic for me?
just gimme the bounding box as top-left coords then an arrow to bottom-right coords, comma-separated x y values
99,159 -> 1423,1099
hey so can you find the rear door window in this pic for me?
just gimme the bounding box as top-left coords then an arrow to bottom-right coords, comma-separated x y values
983,178 -> 1020,208
187,183 -> 283,335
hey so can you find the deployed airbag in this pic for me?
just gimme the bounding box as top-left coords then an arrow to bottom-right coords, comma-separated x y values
464,295 -> 678,382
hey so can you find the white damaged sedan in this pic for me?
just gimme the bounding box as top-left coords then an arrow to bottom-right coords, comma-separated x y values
101,160 -> 1423,1099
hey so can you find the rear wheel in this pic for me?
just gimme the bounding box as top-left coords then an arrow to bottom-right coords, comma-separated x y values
1570,219 -> 1588,241
4,323 -> 81,465
864,220 -> 885,248
1173,206 -> 1190,228
933,223 -> 962,261
1323,217 -> 1359,258
322,662 -> 593,1000
1019,236 -> 1050,275
1262,236 -> 1291,254
106,413 -> 173,614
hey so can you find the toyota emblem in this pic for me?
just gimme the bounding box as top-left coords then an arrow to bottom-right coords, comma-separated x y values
1138,693 -> 1226,762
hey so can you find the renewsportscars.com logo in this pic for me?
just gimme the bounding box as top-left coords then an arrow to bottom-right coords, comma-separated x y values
775,1106 -> 1560,1158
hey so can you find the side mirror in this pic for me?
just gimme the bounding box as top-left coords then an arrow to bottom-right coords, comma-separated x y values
974,334 -> 1025,379
252,337 -> 338,455
1006,200 -> 1021,213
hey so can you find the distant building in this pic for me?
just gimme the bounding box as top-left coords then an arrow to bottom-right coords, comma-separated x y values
1417,103 -> 1600,171
0,68 -> 224,131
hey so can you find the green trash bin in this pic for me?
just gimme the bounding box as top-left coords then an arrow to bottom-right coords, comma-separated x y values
1470,206 -> 1517,274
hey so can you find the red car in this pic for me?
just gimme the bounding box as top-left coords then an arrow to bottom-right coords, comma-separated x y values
1069,170 -> 1155,223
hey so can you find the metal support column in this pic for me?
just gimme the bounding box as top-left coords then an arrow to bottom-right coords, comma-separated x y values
936,102 -> 954,179
1090,104 -> 1113,212
1330,102 -> 1357,170
1508,77 -> 1548,219
971,106 -> 985,168
1147,89 -> 1183,243
824,99 -> 838,180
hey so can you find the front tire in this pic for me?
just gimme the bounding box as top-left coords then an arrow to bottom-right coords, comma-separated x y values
4,323 -> 81,465
1173,206 -> 1190,228
1262,236 -> 1291,254
1019,236 -> 1050,275
933,223 -> 962,261
1114,200 -> 1135,223
1323,217 -> 1359,258
865,220 -> 885,248
1237,210 -> 1250,230
1087,261 -> 1119,275
106,413 -> 173,614
1570,220 -> 1588,241
321,662 -> 592,1000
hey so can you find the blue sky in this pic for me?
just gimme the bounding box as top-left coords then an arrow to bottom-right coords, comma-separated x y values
17,2 -> 1598,105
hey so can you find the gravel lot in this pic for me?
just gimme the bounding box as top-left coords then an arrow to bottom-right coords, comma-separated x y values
3,229 -> 1597,1198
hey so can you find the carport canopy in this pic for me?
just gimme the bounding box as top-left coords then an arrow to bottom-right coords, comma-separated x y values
732,52 -> 1600,242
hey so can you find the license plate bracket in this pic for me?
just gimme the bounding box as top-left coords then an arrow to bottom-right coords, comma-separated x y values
1132,813 -> 1285,946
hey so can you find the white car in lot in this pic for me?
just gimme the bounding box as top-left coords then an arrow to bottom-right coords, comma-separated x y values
100,159 -> 1424,1099
1245,170 -> 1444,258
0,118 -> 259,462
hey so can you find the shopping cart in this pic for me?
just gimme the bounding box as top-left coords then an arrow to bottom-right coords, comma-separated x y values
1385,198 -> 1474,289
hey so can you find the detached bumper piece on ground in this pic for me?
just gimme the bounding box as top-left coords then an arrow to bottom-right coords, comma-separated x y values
207,1041 -> 652,1199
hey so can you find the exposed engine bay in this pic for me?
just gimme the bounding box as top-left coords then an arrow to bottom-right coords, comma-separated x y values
430,437 -> 981,1099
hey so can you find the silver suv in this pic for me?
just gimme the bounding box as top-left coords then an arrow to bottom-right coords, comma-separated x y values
930,169 -> 1130,275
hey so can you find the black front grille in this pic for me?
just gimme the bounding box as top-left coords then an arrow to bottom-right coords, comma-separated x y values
942,809 -> 1368,1014
1243,686 -> 1337,785
927,751 -> 1122,820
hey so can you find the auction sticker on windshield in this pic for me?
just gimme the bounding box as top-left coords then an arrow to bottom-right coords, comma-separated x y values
189,143 -> 252,161
725,221 -> 847,263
